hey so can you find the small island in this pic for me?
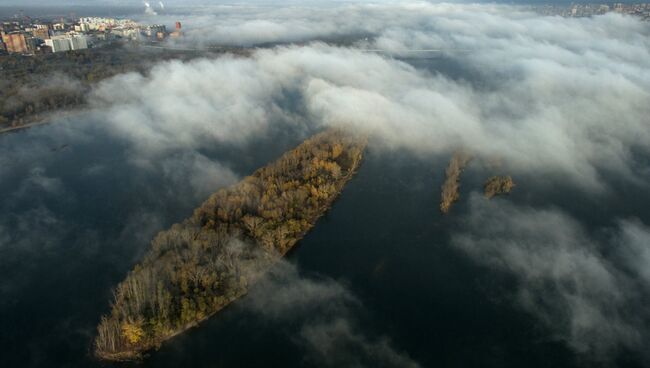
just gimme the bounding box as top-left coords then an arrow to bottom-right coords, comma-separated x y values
484,176 -> 515,199
440,152 -> 471,214
95,128 -> 366,361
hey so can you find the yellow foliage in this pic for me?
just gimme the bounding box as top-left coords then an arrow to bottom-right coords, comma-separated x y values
484,175 -> 515,199
331,143 -> 343,159
309,185 -> 319,197
95,129 -> 367,359
121,321 -> 145,345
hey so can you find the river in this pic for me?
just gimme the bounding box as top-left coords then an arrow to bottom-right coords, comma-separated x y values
0,64 -> 648,368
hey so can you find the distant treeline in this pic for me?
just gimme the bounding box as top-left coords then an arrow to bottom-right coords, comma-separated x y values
95,129 -> 366,361
0,44 -> 248,130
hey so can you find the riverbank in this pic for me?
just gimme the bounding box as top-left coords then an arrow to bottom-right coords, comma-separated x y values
0,121 -> 50,134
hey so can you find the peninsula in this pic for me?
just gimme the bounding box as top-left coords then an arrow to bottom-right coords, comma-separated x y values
94,128 -> 366,361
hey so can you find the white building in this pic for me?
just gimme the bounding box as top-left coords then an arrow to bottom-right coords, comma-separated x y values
70,35 -> 88,50
45,37 -> 71,52
44,35 -> 88,53
74,24 -> 90,33
111,28 -> 143,41
78,17 -> 136,31
143,24 -> 166,38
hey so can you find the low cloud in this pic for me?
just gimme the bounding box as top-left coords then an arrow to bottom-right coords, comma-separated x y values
452,194 -> 650,359
159,151 -> 239,201
16,167 -> 66,197
244,259 -> 421,368
1,2 -> 649,365
614,220 -> 650,285
300,318 -> 420,368
85,3 -> 650,192
90,56 -> 297,157
245,259 -> 356,318
0,206 -> 68,302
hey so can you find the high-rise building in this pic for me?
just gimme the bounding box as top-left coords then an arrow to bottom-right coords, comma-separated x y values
44,35 -> 88,53
144,24 -> 166,38
69,35 -> 87,50
170,21 -> 183,38
25,37 -> 40,53
74,23 -> 90,33
32,27 -> 50,40
45,36 -> 71,52
1,32 -> 29,53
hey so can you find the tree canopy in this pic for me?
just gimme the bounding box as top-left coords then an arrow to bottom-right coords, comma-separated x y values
95,128 -> 366,361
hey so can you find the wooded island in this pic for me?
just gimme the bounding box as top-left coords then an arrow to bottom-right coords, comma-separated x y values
95,128 -> 366,361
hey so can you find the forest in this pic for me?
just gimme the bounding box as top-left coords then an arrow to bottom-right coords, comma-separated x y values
95,128 -> 366,361
0,43 -> 246,130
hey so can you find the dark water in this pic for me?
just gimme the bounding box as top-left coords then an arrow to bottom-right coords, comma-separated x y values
1,115 -> 649,367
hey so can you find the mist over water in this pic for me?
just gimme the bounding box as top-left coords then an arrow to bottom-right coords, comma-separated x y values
1,2 -> 650,367
2,114 -> 648,367
0,115 -> 308,367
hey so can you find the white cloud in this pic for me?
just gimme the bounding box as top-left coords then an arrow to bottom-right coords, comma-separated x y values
452,194 -> 650,359
300,317 -> 421,368
3,3 -> 649,363
244,259 -> 421,367
84,3 -> 650,192
615,220 -> 650,285
160,151 -> 239,201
